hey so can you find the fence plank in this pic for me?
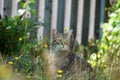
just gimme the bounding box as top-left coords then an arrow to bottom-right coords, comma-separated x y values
0,0 -> 4,17
4,0 -> 11,16
64,0 -> 72,31
37,0 -> 45,41
57,0 -> 65,32
82,0 -> 90,45
88,0 -> 96,41
76,0 -> 84,44
44,0 -> 52,36
70,0 -> 78,36
51,0 -> 58,29
100,0 -> 105,23
95,0 -> 101,39
11,0 -> 18,17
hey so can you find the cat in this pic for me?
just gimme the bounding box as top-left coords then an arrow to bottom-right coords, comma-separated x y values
43,29 -> 95,80
33,29 -> 95,80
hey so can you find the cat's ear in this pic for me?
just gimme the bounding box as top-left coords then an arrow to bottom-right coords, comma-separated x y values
66,30 -> 73,40
51,28 -> 59,37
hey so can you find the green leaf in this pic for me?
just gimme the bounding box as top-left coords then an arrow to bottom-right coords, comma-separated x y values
21,3 -> 27,9
30,0 -> 35,3
30,9 -> 36,15
28,3 -> 34,9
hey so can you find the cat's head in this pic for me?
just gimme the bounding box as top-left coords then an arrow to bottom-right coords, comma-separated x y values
51,29 -> 73,53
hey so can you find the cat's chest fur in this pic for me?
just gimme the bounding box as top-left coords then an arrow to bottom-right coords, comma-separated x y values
53,51 -> 92,73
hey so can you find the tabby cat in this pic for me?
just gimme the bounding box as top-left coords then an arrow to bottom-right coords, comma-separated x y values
44,29 -> 95,80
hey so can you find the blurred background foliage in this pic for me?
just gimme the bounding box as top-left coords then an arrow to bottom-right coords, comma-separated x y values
0,15 -> 39,55
87,0 -> 120,80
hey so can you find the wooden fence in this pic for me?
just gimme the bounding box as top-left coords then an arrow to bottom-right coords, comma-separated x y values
0,0 -> 105,45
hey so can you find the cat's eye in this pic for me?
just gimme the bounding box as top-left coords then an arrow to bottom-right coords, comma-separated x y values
56,41 -> 60,44
53,40 -> 60,44
64,42 -> 69,45
53,39 -> 56,42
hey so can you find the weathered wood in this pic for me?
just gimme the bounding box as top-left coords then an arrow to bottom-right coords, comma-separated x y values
4,0 -> 11,16
82,0 -> 90,45
64,0 -> 72,32
100,0 -> 106,23
0,0 -> 4,17
51,0 -> 58,30
11,0 -> 18,17
95,0 -> 101,39
88,0 -> 96,41
37,0 -> 45,41
57,0 -> 65,32
70,0 -> 78,38
76,0 -> 84,44
44,0 -> 52,36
